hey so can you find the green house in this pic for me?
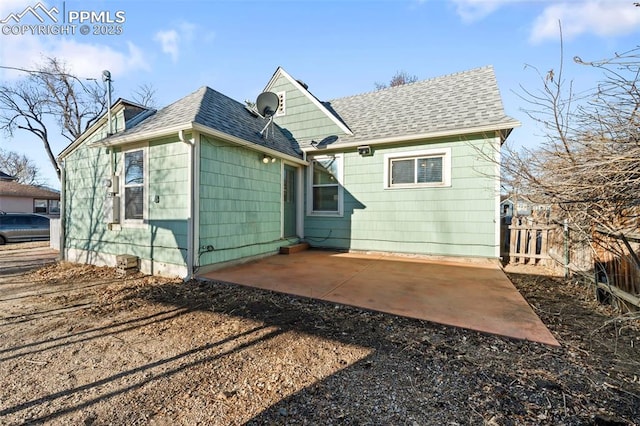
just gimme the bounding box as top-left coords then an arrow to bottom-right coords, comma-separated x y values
58,66 -> 519,278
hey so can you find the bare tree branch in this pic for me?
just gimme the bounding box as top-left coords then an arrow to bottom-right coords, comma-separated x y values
0,57 -> 108,180
0,148 -> 43,185
504,21 -> 640,238
375,70 -> 419,90
131,83 -> 157,108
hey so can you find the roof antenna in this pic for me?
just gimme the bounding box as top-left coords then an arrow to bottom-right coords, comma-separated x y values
256,92 -> 280,139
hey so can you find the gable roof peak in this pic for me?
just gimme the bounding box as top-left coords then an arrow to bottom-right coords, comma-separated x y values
264,67 -> 353,136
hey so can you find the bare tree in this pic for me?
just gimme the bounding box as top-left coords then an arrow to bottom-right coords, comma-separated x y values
504,26 -> 640,235
0,57 -> 108,180
0,148 -> 42,185
131,83 -> 157,108
375,70 -> 419,90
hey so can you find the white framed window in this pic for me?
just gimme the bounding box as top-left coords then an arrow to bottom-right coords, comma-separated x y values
48,200 -> 60,215
33,199 -> 48,214
307,154 -> 343,216
33,199 -> 59,215
122,146 -> 147,223
383,148 -> 451,189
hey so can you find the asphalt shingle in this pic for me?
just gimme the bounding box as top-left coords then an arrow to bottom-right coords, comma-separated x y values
103,67 -> 517,155
0,181 -> 60,198
107,87 -> 301,158
322,66 -> 519,147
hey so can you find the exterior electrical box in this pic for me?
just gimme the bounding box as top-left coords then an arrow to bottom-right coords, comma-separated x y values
104,195 -> 120,224
110,175 -> 119,194
104,175 -> 119,193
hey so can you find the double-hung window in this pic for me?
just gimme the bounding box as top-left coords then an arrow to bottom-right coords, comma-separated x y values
307,154 -> 343,216
123,148 -> 146,222
384,148 -> 451,189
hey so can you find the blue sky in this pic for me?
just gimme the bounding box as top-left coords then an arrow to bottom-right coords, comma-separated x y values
1,0 -> 639,188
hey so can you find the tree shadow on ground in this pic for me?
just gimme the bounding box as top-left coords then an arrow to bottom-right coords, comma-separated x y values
2,271 -> 638,425
132,277 -> 639,425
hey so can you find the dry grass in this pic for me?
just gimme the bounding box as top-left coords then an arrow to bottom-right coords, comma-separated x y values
0,261 -> 638,425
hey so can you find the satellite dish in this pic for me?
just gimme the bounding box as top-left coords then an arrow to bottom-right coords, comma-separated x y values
256,92 -> 279,117
102,70 -> 111,82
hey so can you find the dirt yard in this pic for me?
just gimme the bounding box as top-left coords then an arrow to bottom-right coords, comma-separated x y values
0,244 -> 639,425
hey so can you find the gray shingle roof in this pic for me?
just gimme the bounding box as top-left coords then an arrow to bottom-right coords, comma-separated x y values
106,87 -> 301,158
0,171 -> 16,181
0,181 -> 60,198
320,66 -> 519,148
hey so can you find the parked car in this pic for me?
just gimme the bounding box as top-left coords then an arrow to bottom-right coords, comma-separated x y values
0,212 -> 50,244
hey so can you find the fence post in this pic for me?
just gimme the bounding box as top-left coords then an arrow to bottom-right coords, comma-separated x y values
563,219 -> 569,278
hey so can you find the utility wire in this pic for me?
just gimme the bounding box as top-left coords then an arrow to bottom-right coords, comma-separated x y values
0,64 -> 98,81
0,64 -> 107,95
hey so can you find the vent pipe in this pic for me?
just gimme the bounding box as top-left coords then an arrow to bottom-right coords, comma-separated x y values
102,70 -> 113,135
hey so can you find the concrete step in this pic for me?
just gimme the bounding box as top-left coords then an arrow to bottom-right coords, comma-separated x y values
279,242 -> 310,255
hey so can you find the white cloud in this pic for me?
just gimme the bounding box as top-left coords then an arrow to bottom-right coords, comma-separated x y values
449,0 -> 510,22
154,29 -> 180,62
0,33 -> 150,81
530,1 -> 640,43
0,0 -> 150,80
52,40 -> 150,77
153,21 -> 214,63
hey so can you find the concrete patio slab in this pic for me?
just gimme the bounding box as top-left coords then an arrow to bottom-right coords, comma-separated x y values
198,250 -> 559,346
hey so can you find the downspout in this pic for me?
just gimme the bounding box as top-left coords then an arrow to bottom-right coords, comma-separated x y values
178,129 -> 195,280
59,159 -> 66,261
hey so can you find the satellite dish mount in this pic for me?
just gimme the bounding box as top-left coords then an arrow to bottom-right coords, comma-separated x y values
256,92 -> 280,139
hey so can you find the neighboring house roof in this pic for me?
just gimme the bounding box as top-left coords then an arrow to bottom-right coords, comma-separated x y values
0,180 -> 60,198
501,194 -> 537,204
313,66 -> 520,149
0,171 -> 16,181
94,87 -> 302,159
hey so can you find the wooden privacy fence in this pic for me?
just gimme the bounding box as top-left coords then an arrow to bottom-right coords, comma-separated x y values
501,219 -> 640,310
592,229 -> 640,309
502,220 -> 592,272
502,222 -> 556,265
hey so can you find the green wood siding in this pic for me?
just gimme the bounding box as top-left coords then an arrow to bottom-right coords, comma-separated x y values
269,76 -> 347,144
304,136 -> 500,258
64,134 -> 189,273
198,135 -> 291,266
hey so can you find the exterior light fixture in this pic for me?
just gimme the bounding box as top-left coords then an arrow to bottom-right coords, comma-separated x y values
262,154 -> 277,163
357,145 -> 372,156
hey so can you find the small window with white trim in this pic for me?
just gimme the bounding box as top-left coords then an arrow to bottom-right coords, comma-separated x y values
307,154 -> 343,216
384,148 -> 451,189
122,147 -> 147,222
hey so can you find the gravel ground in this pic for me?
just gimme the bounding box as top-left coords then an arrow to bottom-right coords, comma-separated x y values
0,260 -> 638,425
